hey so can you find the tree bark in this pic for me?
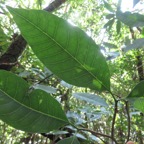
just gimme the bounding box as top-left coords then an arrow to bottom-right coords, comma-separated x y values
0,0 -> 67,70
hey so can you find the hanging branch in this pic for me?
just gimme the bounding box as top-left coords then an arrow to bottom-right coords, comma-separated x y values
0,0 -> 67,71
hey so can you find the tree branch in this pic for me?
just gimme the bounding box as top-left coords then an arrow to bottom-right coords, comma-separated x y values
0,0 -> 67,70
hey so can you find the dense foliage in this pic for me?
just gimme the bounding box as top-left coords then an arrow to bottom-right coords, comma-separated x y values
0,0 -> 144,143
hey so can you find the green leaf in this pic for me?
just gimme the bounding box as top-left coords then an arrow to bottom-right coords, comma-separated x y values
0,70 -> 68,132
104,18 -> 115,30
126,81 -> 144,112
116,11 -> 144,27
124,38 -> 144,52
0,26 -> 8,46
56,136 -> 80,144
33,84 -> 57,94
134,98 -> 144,113
127,81 -> 144,98
7,7 -> 110,92
116,20 -> 121,35
73,93 -> 108,107
105,14 -> 115,19
103,1 -> 114,12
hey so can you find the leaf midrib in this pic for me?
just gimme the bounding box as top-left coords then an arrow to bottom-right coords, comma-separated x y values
0,89 -> 68,123
10,8 -> 108,90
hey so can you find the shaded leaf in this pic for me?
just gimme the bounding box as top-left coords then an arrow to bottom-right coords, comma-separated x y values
67,111 -> 86,125
123,38 -> 144,52
106,51 -> 120,60
103,1 -> 114,12
56,136 -> 80,144
127,81 -> 144,98
103,42 -> 117,49
116,11 -> 144,27
134,98 -> 144,113
7,7 -> 110,92
73,93 -> 108,107
104,18 -> 115,30
0,70 -> 68,132
105,13 -> 115,19
33,84 -> 57,94
116,20 -> 121,34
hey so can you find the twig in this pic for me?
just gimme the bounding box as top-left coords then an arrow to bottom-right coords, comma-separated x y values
37,74 -> 53,84
78,128 -> 118,144
111,99 -> 118,144
125,101 -> 131,143
44,0 -> 66,12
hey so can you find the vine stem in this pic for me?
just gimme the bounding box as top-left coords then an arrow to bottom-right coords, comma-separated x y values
111,98 -> 119,144
125,101 -> 131,143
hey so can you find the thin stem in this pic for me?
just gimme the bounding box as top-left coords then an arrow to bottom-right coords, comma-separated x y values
125,101 -> 131,143
78,128 -> 118,144
37,74 -> 53,84
111,99 -> 118,144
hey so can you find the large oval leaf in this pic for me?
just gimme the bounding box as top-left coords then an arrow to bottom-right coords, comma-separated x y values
7,7 -> 110,92
0,70 -> 68,132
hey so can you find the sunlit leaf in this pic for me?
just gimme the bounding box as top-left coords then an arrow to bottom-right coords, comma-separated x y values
33,84 -> 57,94
73,93 -> 108,107
7,7 -> 110,92
0,70 -> 68,132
